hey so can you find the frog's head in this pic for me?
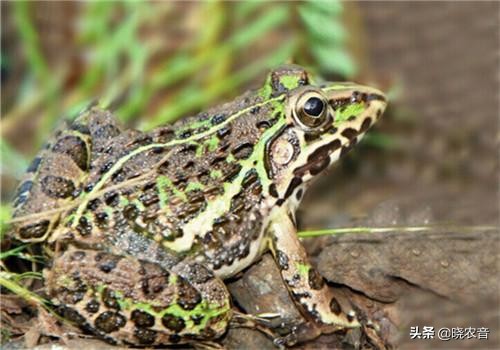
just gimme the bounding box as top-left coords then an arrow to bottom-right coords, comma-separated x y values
261,65 -> 387,209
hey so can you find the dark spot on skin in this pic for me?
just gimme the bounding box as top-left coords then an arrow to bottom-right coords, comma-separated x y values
232,143 -> 254,160
360,117 -> 372,133
13,194 -> 28,207
169,334 -> 181,343
270,72 -> 293,95
340,142 -> 355,158
162,314 -> 186,332
366,93 -> 386,102
294,139 -> 341,177
57,306 -> 86,326
241,169 -> 258,189
180,144 -> 198,155
18,220 -> 50,239
296,188 -> 303,201
27,157 -> 42,173
152,147 -> 165,154
256,120 -> 271,129
341,128 -> 358,141
283,177 -> 302,200
210,156 -> 226,166
154,128 -> 175,143
329,298 -> 342,315
177,279 -> 202,310
98,255 -> 119,273
347,313 -> 356,322
85,299 -> 100,314
309,158 -> 330,176
84,183 -> 94,192
304,133 -> 320,142
76,216 -> 92,236
95,212 -> 108,228
347,115 -> 356,121
16,180 -> 33,197
131,310 -> 155,328
111,169 -> 126,183
94,311 -> 126,333
123,204 -> 139,220
101,288 -> 120,309
197,112 -> 209,121
86,198 -> 101,211
276,198 -> 285,206
191,315 -> 204,325
230,193 -> 245,213
179,130 -> 192,139
222,163 -> 242,183
41,175 -> 76,199
328,126 -> 338,135
134,328 -> 157,345
132,135 -> 154,148
216,126 -> 231,139
104,192 -> 119,206
308,268 -> 325,290
250,106 -> 261,114
157,159 -> 171,174
269,183 -> 279,198
350,91 -> 364,103
71,250 -> 86,261
376,109 -> 382,118
292,291 -> 312,300
211,113 -> 226,125
52,135 -> 89,171
94,124 -> 121,140
99,161 -> 114,174
276,250 -> 289,270
71,123 -> 91,135
183,160 -> 195,170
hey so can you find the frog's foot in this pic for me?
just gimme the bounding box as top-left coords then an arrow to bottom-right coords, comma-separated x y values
230,311 -> 302,347
193,340 -> 226,350
44,246 -> 232,346
267,210 -> 361,335
231,311 -> 277,335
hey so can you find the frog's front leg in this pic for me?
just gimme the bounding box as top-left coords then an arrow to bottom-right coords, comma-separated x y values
267,208 -> 360,333
44,247 -> 232,345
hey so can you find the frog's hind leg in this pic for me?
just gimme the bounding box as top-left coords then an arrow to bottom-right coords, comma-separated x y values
267,208 -> 360,334
11,106 -> 123,243
44,247 -> 232,346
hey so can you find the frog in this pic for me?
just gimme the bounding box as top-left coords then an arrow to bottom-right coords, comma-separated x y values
10,65 -> 387,346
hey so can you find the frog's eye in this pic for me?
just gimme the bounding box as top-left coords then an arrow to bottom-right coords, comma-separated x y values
293,90 -> 330,130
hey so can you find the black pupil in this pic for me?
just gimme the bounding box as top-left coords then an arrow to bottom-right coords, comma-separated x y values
303,97 -> 324,117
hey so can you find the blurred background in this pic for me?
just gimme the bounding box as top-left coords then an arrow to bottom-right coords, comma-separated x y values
1,1 -> 498,349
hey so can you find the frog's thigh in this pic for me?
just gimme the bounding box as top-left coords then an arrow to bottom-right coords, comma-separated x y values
13,106 -> 122,242
268,209 -> 360,331
45,247 -> 232,346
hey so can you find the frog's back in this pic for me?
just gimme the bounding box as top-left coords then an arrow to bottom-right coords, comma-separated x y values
12,88 -> 279,277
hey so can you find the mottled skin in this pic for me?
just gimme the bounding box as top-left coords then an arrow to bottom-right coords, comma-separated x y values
10,65 -> 387,346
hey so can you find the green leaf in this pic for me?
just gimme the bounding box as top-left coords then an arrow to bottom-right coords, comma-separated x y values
305,0 -> 343,16
310,45 -> 357,77
0,204 -> 13,240
298,5 -> 345,44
